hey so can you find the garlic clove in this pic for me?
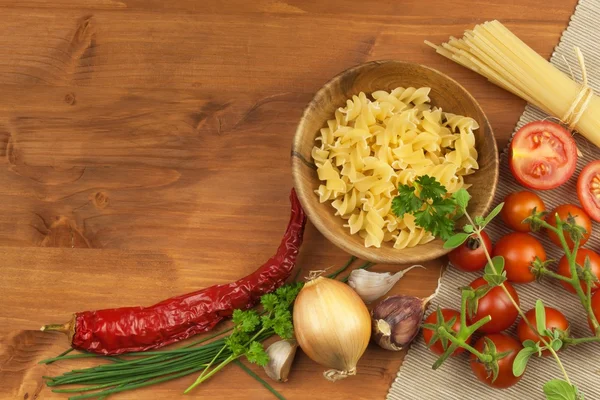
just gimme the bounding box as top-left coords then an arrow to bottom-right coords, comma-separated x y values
371,295 -> 425,351
348,265 -> 424,303
263,339 -> 298,382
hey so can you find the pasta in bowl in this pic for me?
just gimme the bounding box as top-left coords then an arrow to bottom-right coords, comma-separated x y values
292,61 -> 499,264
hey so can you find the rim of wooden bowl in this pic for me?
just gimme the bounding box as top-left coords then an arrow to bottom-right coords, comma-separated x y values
291,60 -> 499,264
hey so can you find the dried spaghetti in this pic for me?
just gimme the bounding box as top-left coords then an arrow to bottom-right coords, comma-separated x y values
426,20 -> 600,148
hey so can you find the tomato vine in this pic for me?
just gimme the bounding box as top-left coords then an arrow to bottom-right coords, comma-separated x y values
436,196 -> 600,399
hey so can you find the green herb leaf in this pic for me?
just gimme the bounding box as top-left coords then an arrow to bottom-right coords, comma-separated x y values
522,339 -> 543,357
480,203 -> 504,229
414,208 -> 434,232
226,283 -> 302,371
261,314 -> 274,330
474,215 -> 485,225
273,310 -> 294,339
392,185 -> 422,217
535,299 -> 547,337
463,224 -> 474,233
261,294 -> 278,313
483,273 -> 506,287
483,256 -> 506,285
392,176 -> 470,241
226,332 -> 250,356
484,256 -> 505,276
275,283 -> 303,309
432,197 -> 458,215
512,347 -> 535,377
443,233 -> 470,249
232,310 -> 261,333
453,188 -> 470,211
246,341 -> 269,366
416,175 -> 447,200
551,339 -> 563,352
436,217 -> 457,241
543,379 -> 580,400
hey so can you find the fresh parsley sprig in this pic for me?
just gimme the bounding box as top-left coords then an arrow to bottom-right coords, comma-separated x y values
391,175 -> 469,240
185,283 -> 303,392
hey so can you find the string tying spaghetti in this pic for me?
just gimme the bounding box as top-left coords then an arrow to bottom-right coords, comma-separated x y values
561,47 -> 594,131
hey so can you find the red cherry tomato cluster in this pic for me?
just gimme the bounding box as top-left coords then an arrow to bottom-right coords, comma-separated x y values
426,126 -> 600,390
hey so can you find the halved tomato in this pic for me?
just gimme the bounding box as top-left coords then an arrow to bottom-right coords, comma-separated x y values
509,121 -> 577,190
577,161 -> 600,222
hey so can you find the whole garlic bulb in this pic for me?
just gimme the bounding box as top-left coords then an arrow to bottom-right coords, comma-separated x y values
371,295 -> 426,351
371,277 -> 441,351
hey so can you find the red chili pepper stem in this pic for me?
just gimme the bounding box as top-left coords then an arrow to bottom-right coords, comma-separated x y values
41,316 -> 76,341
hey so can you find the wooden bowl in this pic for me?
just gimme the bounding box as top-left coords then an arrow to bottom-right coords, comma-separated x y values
291,60 -> 499,264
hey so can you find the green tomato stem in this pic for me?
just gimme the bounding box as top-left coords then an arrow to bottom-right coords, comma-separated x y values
536,216 -> 600,336
438,327 -> 490,362
459,289 -> 469,328
465,210 -> 572,385
466,315 -> 492,333
585,273 -> 600,336
553,217 -> 600,336
538,269 -> 573,283
565,336 -> 600,345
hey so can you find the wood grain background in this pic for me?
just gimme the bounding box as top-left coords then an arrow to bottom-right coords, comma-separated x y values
0,1 -> 577,399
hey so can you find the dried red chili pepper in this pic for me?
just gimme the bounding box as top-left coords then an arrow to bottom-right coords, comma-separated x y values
41,189 -> 306,355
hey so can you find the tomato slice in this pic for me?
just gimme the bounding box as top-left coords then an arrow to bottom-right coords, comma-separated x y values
578,160 -> 600,222
509,121 -> 577,190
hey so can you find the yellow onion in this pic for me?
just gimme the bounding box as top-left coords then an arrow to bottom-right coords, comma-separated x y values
293,276 -> 371,381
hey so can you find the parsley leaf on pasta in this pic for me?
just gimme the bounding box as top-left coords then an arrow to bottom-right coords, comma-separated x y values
392,185 -> 423,217
432,197 -> 458,216
393,175 -> 464,240
415,175 -> 447,200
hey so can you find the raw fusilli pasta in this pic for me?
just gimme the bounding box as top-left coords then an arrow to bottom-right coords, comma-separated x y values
313,87 -> 478,248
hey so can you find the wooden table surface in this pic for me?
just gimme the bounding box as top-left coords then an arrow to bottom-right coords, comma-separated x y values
0,1 -> 578,399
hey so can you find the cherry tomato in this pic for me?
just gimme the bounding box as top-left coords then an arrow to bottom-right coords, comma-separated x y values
547,204 -> 592,249
577,160 -> 600,222
467,277 -> 520,333
516,307 -> 569,356
557,248 -> 600,294
470,333 -> 523,389
448,232 -> 492,272
423,309 -> 469,356
492,232 -> 546,284
589,291 -> 600,333
501,191 -> 546,232
509,121 -> 577,190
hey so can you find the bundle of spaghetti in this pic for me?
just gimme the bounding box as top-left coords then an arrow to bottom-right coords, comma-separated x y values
425,20 -> 600,148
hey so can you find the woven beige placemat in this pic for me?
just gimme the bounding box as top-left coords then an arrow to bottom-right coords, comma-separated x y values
388,3 -> 600,399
